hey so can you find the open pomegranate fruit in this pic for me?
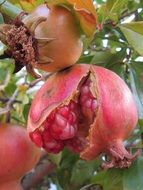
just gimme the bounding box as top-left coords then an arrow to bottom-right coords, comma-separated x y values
28,64 -> 138,169
2,4 -> 83,75
0,123 -> 41,190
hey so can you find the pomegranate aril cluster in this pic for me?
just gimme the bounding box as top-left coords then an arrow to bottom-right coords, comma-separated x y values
41,101 -> 78,153
37,76 -> 98,153
42,129 -> 64,153
80,78 -> 97,110
45,101 -> 78,140
80,78 -> 98,123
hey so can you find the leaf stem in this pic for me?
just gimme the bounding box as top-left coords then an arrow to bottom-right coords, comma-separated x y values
0,0 -> 22,19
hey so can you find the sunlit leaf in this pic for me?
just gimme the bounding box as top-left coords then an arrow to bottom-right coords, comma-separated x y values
19,0 -> 44,12
68,0 -> 97,36
120,22 -> 143,35
107,0 -> 128,18
17,92 -> 29,104
98,0 -> 128,23
97,4 -> 109,23
119,22 -> 143,56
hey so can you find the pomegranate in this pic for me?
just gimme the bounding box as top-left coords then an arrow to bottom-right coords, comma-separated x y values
27,64 -> 138,168
2,4 -> 83,75
0,123 -> 41,189
0,181 -> 22,190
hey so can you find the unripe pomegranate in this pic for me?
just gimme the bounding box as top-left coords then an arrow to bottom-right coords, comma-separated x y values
28,64 -> 138,169
0,123 -> 41,189
2,4 -> 83,75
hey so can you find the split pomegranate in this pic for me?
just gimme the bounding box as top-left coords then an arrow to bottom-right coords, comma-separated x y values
28,64 -> 138,168
0,123 -> 41,189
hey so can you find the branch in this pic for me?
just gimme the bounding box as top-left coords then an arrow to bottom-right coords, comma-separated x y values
22,159 -> 57,190
80,184 -> 103,190
103,9 -> 138,27
0,88 -> 19,115
120,9 -> 138,20
0,72 -> 52,116
28,73 -> 53,88
0,97 -> 21,103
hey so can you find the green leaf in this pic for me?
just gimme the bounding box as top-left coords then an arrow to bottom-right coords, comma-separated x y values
0,13 -> 4,24
119,22 -> 143,56
98,0 -> 128,23
57,149 -> 79,189
97,4 -> 108,23
107,0 -> 128,20
95,0 -> 105,4
23,104 -> 30,121
139,119 -> 143,133
91,157 -> 143,190
129,61 -> 143,119
123,157 -> 143,190
120,22 -> 143,35
5,81 -> 17,96
49,152 -> 62,166
17,92 -> 29,105
91,169 -> 123,190
90,50 -> 126,76
78,55 -> 94,64
91,51 -> 113,65
19,0 -> 44,12
0,59 -> 14,90
56,182 -> 64,190
71,160 -> 98,187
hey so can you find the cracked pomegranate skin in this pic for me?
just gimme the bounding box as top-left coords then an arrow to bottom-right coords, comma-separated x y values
28,64 -> 138,168
23,4 -> 83,72
0,123 -> 41,187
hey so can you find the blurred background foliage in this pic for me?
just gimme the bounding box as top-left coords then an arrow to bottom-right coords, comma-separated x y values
0,0 -> 143,190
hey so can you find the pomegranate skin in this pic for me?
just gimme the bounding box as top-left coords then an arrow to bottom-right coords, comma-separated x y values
0,180 -> 22,190
23,4 -> 83,72
28,64 -> 138,168
0,124 -> 41,183
80,66 -> 138,167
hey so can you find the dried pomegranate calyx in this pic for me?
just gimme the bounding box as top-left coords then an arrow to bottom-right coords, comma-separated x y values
0,19 -> 41,77
6,23 -> 39,77
101,140 -> 141,169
